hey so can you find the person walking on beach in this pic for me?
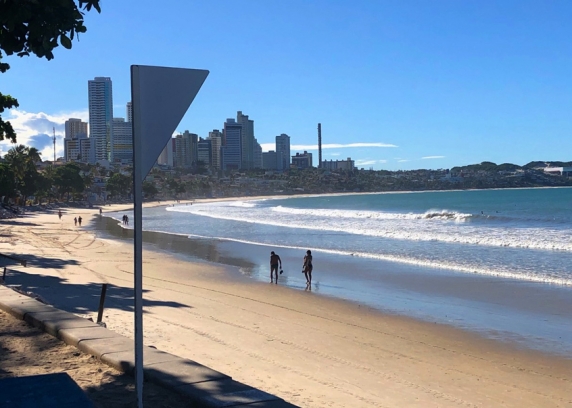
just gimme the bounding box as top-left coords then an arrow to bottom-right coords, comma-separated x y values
78,216 -> 82,227
58,210 -> 62,220
270,251 -> 282,283
303,250 -> 313,285
74,217 -> 77,226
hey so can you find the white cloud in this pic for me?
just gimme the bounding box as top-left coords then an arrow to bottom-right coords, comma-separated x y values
260,142 -> 397,152
329,152 -> 341,156
421,155 -> 445,160
398,159 -> 410,163
1,108 -> 88,159
355,160 -> 377,166
355,159 -> 388,166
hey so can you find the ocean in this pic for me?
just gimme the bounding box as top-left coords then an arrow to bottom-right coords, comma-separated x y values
98,187 -> 572,355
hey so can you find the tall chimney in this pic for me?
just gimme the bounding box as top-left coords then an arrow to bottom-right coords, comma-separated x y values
318,123 -> 322,169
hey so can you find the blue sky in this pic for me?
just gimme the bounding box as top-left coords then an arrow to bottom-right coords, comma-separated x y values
2,0 -> 571,170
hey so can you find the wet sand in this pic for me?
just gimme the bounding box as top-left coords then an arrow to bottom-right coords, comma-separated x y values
1,207 -> 571,407
94,212 -> 572,357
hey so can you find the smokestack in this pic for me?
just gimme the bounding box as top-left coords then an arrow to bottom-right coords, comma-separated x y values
318,123 -> 322,168
53,127 -> 56,162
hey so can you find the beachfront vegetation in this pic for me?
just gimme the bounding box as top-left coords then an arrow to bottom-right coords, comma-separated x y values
0,0 -> 101,143
53,164 -> 85,201
106,173 -> 131,199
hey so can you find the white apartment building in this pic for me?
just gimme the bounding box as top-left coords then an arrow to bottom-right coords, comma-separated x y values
88,77 -> 114,163
65,118 -> 88,140
321,157 -> 355,171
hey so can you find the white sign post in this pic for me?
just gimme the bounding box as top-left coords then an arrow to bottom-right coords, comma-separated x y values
130,65 -> 209,408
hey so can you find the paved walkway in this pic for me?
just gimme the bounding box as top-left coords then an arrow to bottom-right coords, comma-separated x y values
0,285 -> 298,407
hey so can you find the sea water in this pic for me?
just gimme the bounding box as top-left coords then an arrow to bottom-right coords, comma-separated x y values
102,187 -> 572,354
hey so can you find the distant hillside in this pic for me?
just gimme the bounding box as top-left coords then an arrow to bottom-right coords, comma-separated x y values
522,161 -> 572,169
451,161 -> 572,173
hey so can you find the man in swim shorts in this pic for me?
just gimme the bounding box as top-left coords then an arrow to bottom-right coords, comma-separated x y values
270,251 -> 282,283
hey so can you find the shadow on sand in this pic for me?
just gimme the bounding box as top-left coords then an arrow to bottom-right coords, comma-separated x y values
0,254 -> 79,269
2,269 -> 192,316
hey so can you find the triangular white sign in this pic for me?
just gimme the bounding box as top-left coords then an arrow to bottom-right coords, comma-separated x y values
131,65 -> 209,180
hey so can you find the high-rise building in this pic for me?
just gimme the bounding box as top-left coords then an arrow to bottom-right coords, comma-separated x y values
292,151 -> 313,169
237,111 -> 254,169
158,139 -> 174,167
126,102 -> 132,123
173,134 -> 189,168
88,77 -> 114,163
208,130 -> 223,170
111,118 -> 133,164
222,118 -> 242,170
173,131 -> 199,168
64,134 -> 90,162
253,139 -> 262,169
197,137 -> 212,167
182,131 -> 199,168
275,133 -> 290,170
64,118 -> 89,162
262,150 -> 284,170
65,118 -> 88,140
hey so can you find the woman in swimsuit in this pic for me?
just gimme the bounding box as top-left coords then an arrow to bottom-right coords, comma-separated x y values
303,250 -> 313,285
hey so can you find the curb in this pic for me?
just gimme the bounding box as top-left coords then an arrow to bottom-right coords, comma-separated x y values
0,285 -> 298,407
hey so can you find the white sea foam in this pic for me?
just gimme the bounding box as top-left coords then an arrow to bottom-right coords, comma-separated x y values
272,206 -> 472,221
170,202 -> 572,252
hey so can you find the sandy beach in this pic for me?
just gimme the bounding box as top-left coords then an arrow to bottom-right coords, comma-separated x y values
1,205 -> 572,407
0,309 -> 190,407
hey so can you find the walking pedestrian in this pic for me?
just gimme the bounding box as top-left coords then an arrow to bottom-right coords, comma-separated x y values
270,251 -> 282,283
303,250 -> 313,286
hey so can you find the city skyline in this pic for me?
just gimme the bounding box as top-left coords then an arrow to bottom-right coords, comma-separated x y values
1,1 -> 571,170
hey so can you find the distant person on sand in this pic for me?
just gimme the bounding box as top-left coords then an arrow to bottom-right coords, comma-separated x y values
270,251 -> 282,283
74,217 -> 77,226
99,208 -> 102,215
78,216 -> 82,226
58,210 -> 62,220
303,250 -> 313,285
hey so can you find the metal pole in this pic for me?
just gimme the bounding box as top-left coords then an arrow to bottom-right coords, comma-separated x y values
131,65 -> 144,408
97,284 -> 108,323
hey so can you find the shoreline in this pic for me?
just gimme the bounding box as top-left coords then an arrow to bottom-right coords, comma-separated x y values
93,211 -> 572,358
2,208 -> 572,406
85,184 -> 572,215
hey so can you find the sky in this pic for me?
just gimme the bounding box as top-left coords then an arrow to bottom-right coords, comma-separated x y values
1,0 -> 571,170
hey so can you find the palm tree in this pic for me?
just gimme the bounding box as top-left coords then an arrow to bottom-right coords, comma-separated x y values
4,145 -> 42,203
4,144 -> 28,181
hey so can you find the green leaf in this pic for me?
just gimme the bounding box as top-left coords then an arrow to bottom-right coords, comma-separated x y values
60,34 -> 72,49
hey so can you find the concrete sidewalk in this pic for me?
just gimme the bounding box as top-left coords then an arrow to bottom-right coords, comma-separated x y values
0,285 -> 298,407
